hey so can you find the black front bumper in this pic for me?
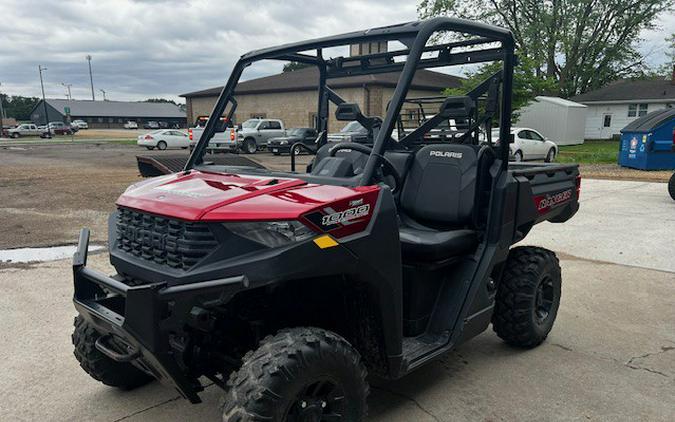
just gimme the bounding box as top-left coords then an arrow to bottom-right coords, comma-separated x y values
72,228 -> 246,403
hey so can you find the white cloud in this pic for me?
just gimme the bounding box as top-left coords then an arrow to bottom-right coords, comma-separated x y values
0,0 -> 417,101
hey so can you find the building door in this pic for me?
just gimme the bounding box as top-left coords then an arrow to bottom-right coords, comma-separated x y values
600,113 -> 613,139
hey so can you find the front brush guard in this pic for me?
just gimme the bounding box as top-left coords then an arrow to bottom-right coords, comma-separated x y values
72,228 -> 246,403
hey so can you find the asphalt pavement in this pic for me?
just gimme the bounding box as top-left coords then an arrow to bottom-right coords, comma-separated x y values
0,179 -> 673,421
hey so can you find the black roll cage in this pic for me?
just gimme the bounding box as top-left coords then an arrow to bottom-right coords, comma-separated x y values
185,17 -> 515,185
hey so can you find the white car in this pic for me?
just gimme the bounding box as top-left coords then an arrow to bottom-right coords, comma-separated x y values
72,120 -> 88,129
137,130 -> 189,150
124,121 -> 139,129
492,127 -> 558,162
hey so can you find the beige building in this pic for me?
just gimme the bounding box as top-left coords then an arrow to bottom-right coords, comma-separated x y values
180,66 -> 462,131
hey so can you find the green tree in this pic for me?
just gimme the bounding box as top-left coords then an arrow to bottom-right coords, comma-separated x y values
144,98 -> 179,105
282,61 -> 312,72
419,0 -> 674,97
0,95 -> 39,120
444,57 -> 557,112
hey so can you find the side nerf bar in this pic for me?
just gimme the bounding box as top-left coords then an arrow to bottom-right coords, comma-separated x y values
72,228 -> 247,404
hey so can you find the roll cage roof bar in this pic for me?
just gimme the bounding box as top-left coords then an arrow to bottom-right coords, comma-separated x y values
185,17 -> 515,185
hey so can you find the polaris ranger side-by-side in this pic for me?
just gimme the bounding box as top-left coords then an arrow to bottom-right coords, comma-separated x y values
71,18 -> 580,421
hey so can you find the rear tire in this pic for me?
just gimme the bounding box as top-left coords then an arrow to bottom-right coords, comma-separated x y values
11,132 -> 20,138
493,246 -> 562,348
668,173 -> 675,200
513,150 -> 523,162
157,141 -> 167,150
72,315 -> 153,389
146,146 -> 154,150
243,138 -> 257,154
222,327 -> 368,422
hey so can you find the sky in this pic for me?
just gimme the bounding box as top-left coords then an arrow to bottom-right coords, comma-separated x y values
0,0 -> 672,103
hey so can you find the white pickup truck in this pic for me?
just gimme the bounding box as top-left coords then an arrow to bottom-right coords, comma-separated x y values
7,123 -> 41,138
189,118 -> 285,154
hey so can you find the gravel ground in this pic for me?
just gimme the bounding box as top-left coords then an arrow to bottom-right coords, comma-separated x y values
579,163 -> 672,182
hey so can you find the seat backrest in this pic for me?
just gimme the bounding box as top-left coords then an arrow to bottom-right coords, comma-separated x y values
400,144 -> 479,226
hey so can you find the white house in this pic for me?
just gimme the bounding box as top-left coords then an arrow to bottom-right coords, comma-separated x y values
571,71 -> 675,139
515,96 -> 587,145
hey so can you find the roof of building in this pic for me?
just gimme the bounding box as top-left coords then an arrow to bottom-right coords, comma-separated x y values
571,79 -> 675,103
181,67 -> 463,98
621,108 -> 675,132
534,96 -> 587,108
39,99 -> 185,118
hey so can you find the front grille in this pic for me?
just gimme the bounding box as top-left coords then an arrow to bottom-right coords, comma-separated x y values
116,208 -> 218,271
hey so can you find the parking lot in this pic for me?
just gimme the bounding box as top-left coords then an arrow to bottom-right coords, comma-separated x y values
0,142 -> 673,421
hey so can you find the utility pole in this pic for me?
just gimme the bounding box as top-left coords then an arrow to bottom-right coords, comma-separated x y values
86,55 -> 95,101
0,82 -> 5,138
99,89 -> 107,101
39,65 -> 51,138
61,82 -> 72,100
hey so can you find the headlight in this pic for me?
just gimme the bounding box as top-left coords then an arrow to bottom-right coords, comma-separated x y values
279,140 -> 288,145
225,221 -> 315,248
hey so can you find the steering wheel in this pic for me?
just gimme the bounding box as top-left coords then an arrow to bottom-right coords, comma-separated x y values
329,142 -> 402,193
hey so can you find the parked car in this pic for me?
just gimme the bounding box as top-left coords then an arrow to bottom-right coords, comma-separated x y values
492,127 -> 558,162
267,128 -> 318,155
143,121 -> 160,129
137,129 -> 189,150
7,123 -> 41,138
236,118 -> 285,154
327,120 -> 370,144
158,121 -> 169,129
40,121 -> 73,137
71,120 -> 88,129
124,121 -> 139,129
69,123 -> 80,133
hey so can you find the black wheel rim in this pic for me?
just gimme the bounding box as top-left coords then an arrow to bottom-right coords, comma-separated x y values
293,146 -> 301,155
534,276 -> 554,324
248,142 -> 256,153
286,378 -> 345,422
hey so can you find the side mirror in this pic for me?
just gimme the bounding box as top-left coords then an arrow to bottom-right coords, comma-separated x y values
335,103 -> 364,121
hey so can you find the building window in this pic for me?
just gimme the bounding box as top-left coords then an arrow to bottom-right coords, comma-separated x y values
97,117 -> 103,123
603,115 -> 612,127
250,113 -> 266,119
628,103 -> 649,117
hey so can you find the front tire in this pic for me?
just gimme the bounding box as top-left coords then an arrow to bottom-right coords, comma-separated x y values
292,145 -> 302,156
545,148 -> 555,163
72,315 -> 153,389
493,246 -> 562,348
222,327 -> 368,422
668,173 -> 675,200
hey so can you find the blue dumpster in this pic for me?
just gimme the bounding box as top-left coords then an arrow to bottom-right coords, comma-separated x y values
619,108 -> 675,170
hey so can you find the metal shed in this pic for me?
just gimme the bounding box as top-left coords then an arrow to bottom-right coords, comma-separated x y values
619,108 -> 675,170
516,96 -> 587,145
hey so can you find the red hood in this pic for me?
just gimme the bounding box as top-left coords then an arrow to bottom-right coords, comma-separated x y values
117,170 -> 378,221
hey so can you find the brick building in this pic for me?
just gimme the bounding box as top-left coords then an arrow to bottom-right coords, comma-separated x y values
180,67 -> 462,131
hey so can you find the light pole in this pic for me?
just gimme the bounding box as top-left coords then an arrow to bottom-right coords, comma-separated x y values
39,65 -> 51,138
86,55 -> 95,101
61,82 -> 72,100
99,89 -> 106,101
0,82 -> 5,138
